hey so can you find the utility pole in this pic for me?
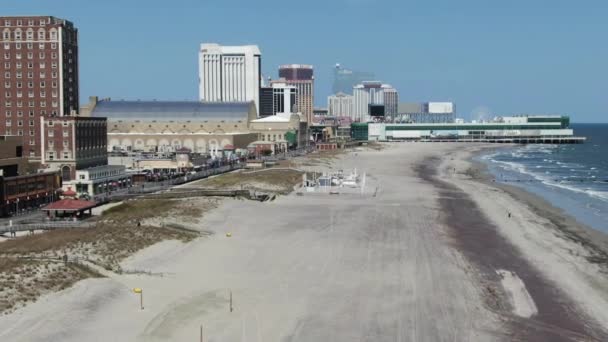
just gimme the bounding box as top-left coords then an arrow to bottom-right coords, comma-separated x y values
230,290 -> 233,312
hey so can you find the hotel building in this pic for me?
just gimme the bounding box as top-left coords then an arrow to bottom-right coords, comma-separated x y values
198,44 -> 262,114
0,16 -> 79,158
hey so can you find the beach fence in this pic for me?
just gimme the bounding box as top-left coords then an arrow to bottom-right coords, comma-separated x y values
0,221 -> 94,237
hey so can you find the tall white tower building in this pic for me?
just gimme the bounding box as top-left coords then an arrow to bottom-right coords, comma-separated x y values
198,43 -> 261,113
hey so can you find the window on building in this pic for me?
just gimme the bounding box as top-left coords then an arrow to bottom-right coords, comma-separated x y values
16,101 -> 22,107
63,130 -> 69,137
26,31 -> 33,40
48,140 -> 54,147
5,101 -> 11,107
5,119 -> 11,126
47,130 -> 53,137
51,81 -> 57,88
3,71 -> 9,78
29,120 -> 34,126
27,71 -> 33,78
26,43 -> 32,49
2,31 -> 9,40
3,62 -> 8,68
28,110 -> 33,116
15,43 -> 21,49
5,110 -> 11,117
39,62 -> 45,68
14,31 -> 22,40
16,71 -> 22,79
4,91 -> 10,98
38,43 -> 44,49
52,101 -> 58,108
16,62 -> 21,69
27,62 -> 33,68
51,72 -> 57,78
40,101 -> 46,107
39,19 -> 46,26
51,52 -> 56,59
40,71 -> 46,78
40,91 -> 45,97
3,52 -> 9,59
63,140 -> 68,147
28,101 -> 34,107
16,91 -> 22,98
28,20 -> 34,26
28,90 -> 34,98
39,52 -> 44,58
47,152 -> 54,160
27,52 -> 33,59
16,20 -> 22,26
29,130 -> 34,136
27,81 -> 32,88
50,31 -> 57,40
29,139 -> 35,146
17,120 -> 23,126
51,62 -> 57,69
17,129 -> 23,136
16,82 -> 22,88
51,90 -> 57,98
50,43 -> 56,49
63,152 -> 69,159
15,53 -> 21,59
40,110 -> 46,116
3,20 -> 10,27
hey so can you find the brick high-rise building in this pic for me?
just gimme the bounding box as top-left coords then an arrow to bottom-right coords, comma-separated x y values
277,64 -> 314,123
0,16 -> 79,159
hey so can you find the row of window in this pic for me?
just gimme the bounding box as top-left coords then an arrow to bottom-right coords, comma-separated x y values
3,92 -> 60,102
4,80 -> 59,88
261,133 -> 287,142
47,130 -> 71,137
46,151 -> 72,161
3,42 -> 58,50
3,101 -> 59,112
4,71 -> 60,78
4,52 -> 59,60
5,119 -> 37,126
3,19 -> 49,27
2,29 -> 58,41
3,99 -> 59,107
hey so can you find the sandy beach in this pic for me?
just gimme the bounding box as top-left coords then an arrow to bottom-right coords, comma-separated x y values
1,143 -> 607,341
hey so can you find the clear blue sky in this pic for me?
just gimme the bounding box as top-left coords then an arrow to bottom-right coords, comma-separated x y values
4,0 -> 607,122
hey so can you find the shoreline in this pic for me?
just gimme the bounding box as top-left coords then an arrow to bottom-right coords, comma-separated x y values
471,148 -> 608,267
434,143 -> 608,340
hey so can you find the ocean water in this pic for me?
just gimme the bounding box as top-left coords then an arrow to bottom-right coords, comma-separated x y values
479,123 -> 608,233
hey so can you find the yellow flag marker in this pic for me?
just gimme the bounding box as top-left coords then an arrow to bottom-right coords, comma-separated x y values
133,288 -> 143,310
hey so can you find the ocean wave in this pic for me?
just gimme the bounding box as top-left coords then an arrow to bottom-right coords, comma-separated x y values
485,151 -> 608,203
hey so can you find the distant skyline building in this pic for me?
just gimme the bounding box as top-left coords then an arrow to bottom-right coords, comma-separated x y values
327,92 -> 354,118
352,81 -> 397,122
259,82 -> 297,117
396,102 -> 455,123
332,63 -> 375,95
198,43 -> 261,114
277,64 -> 314,123
0,16 -> 80,158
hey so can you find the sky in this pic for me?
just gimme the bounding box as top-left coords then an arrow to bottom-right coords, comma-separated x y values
3,0 -> 608,122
